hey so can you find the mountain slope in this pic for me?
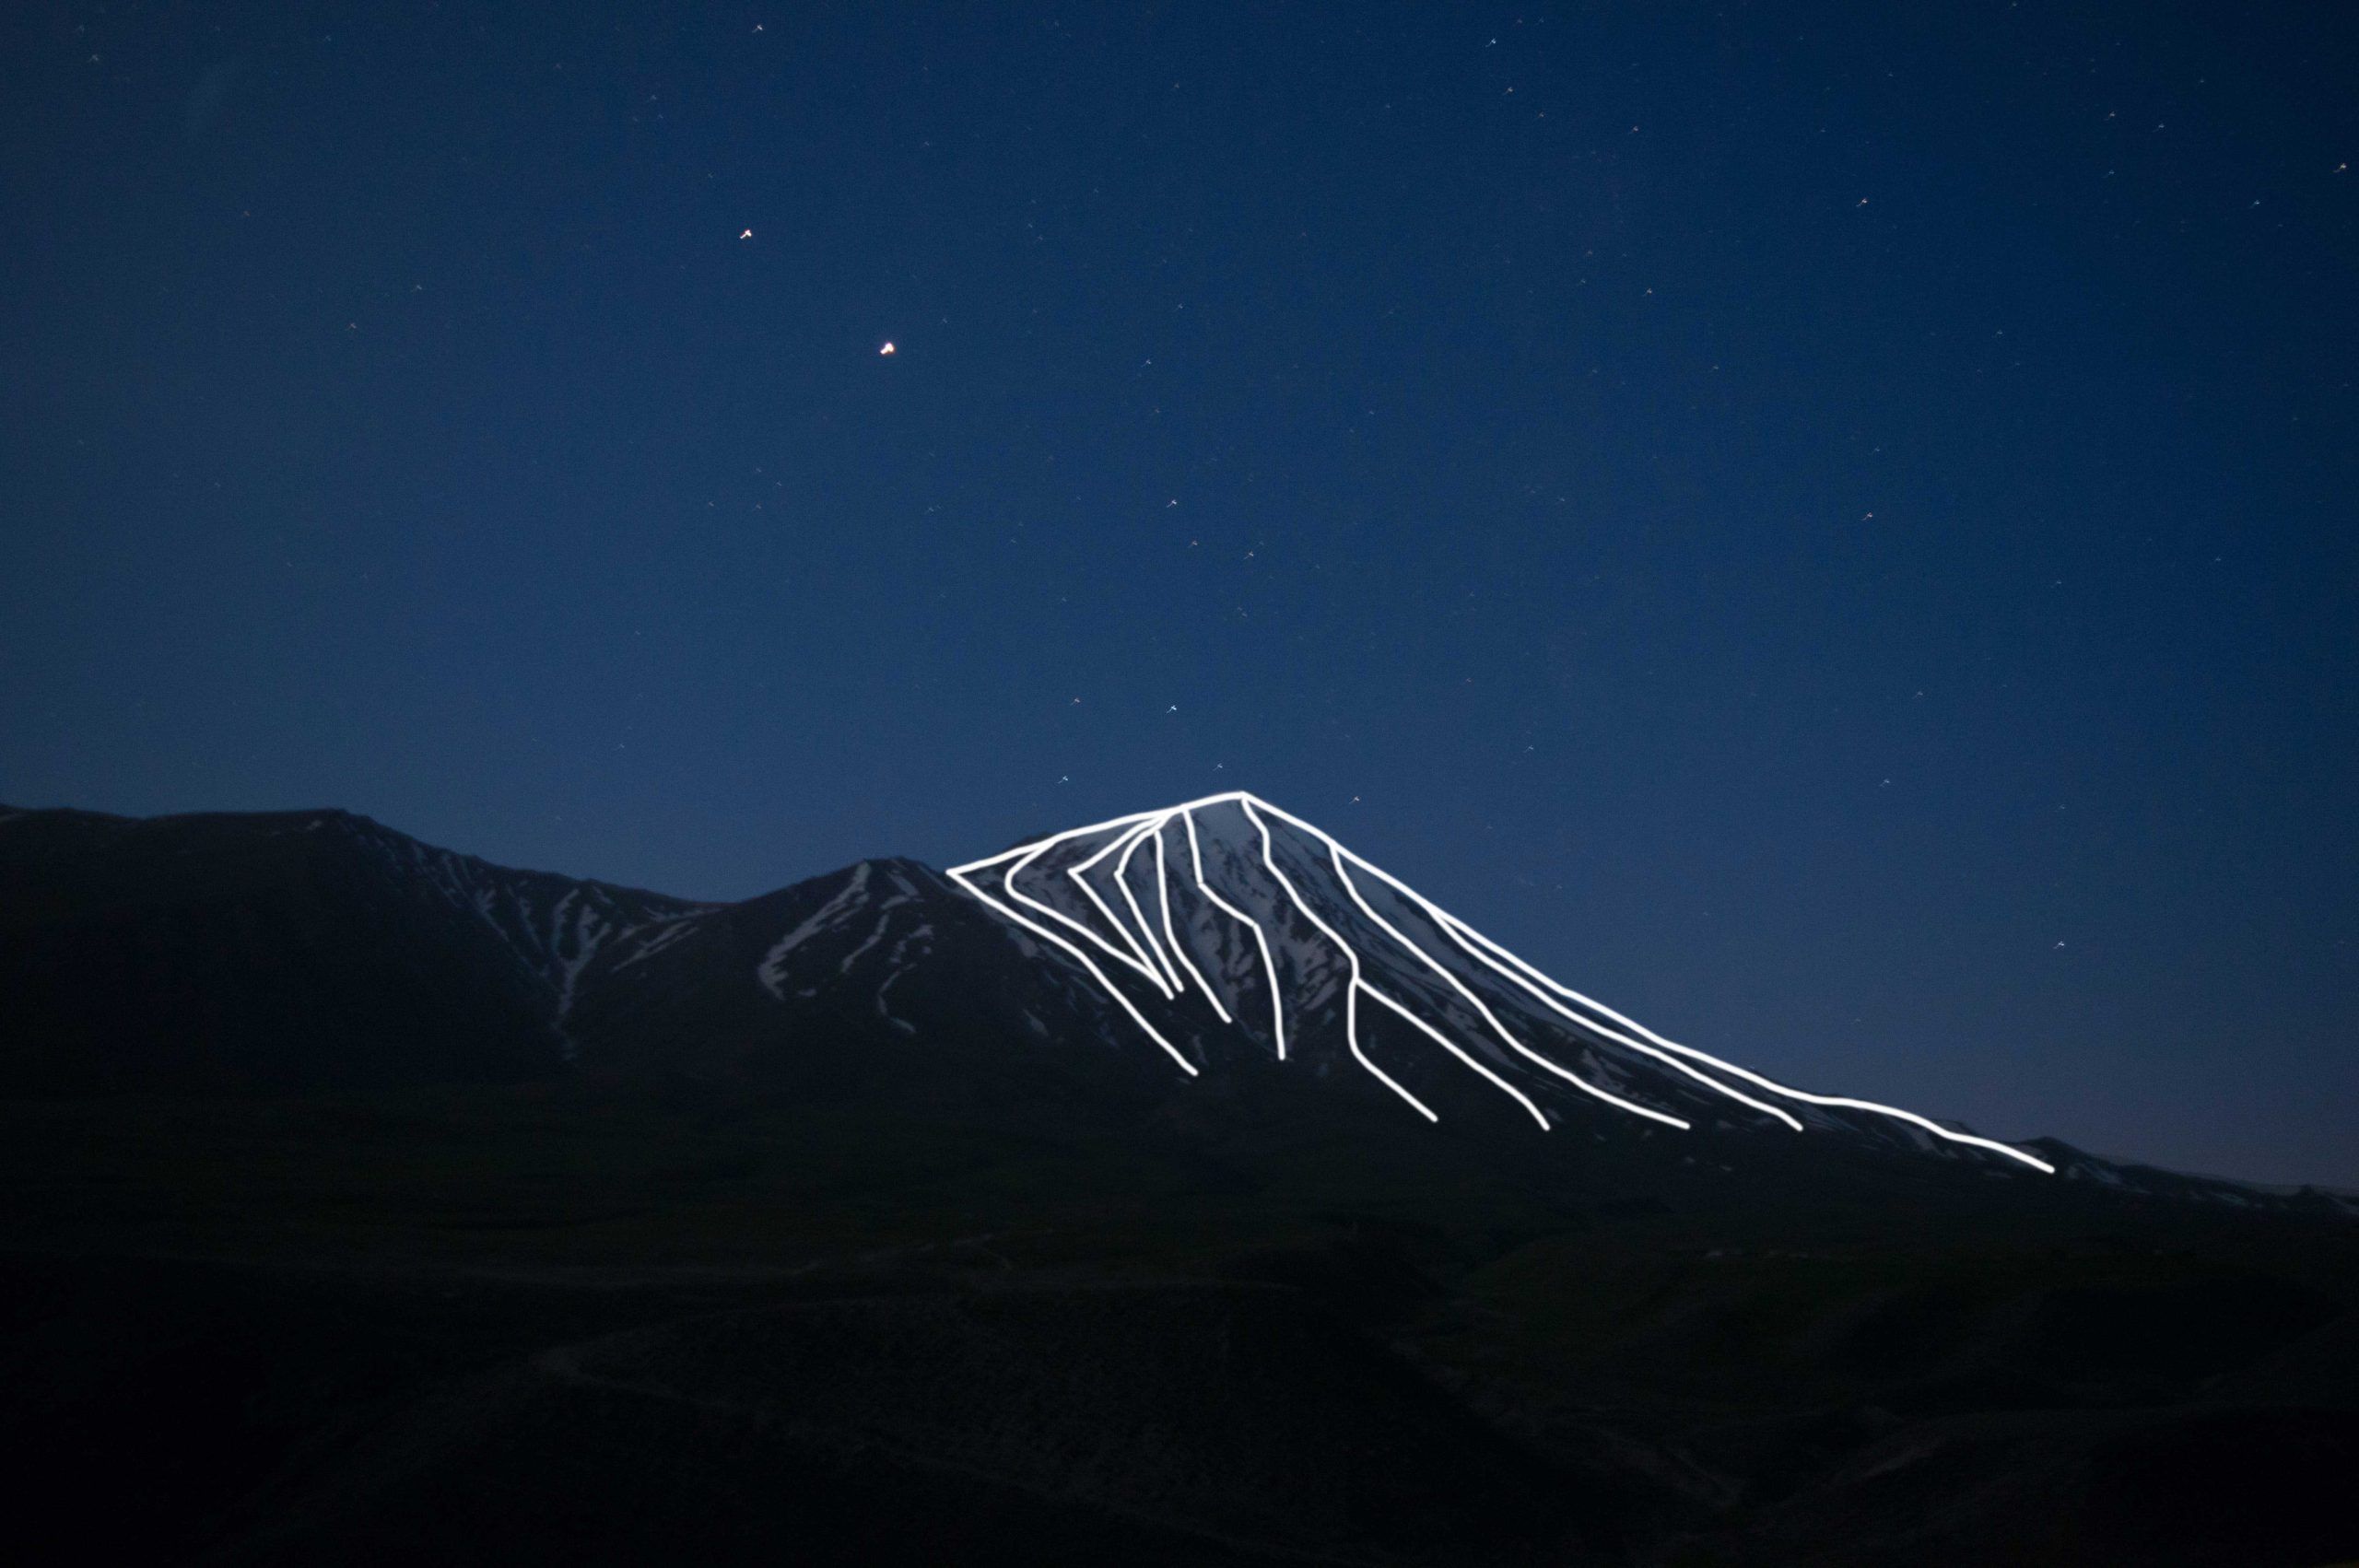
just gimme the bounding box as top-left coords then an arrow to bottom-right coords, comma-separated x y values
0,804 -> 617,1091
951,792 -> 2061,1169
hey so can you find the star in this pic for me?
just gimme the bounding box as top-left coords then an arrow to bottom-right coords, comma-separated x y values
878,341 -> 897,356
738,228 -> 753,240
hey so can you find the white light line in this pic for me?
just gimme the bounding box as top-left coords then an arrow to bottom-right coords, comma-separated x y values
949,799 -> 1205,875
1354,974 -> 1550,1130
1241,800 -> 1842,1135
1071,819 -> 1177,995
952,796 -> 1213,984
1252,798 -> 1794,1129
949,789 -> 2052,1174
945,868 -> 1199,1076
1346,982 -> 1438,1122
1434,910 -> 2055,1174
1186,807 -> 1281,1056
1430,915 -> 1805,1129
1156,821 -> 1232,1025
1242,798 -> 1440,1122
1000,828 -> 1169,989
1114,816 -> 1186,993
1315,834 -> 1690,1131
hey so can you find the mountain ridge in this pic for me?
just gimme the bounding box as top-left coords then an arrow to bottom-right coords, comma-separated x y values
2,797 -> 2350,1219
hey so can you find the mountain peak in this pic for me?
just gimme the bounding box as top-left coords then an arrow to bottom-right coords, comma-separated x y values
951,790 -> 2057,1174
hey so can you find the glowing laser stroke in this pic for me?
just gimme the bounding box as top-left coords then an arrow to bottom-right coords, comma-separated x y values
953,791 -> 1256,1000
945,862 -> 1199,1077
1332,865 -> 1553,1129
1070,820 -> 1176,994
950,790 -> 2051,1173
1245,798 -> 1796,1132
1184,808 -> 1280,1054
1001,831 -> 1153,977
1153,821 -> 1232,1025
971,790 -> 1671,1127
950,790 -> 1238,881
953,803 -> 1169,874
1241,798 -> 1439,1122
1082,818 -> 1177,987
1355,981 -> 1544,1128
1424,917 -> 1806,1130
1114,821 -> 1185,993
1432,913 -> 2056,1174
1277,806 -> 2036,1164
1320,835 -> 1689,1131
998,816 -> 1173,990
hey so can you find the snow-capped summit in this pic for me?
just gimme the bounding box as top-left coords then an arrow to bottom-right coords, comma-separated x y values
951,791 -> 2057,1172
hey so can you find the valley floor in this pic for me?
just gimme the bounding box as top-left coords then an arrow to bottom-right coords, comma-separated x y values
5,1086 -> 2357,1567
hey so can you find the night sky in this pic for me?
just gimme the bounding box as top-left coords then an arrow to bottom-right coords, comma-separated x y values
6,4 -> 2354,1185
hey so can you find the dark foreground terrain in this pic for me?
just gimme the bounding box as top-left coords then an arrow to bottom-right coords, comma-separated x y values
6,1082 -> 2357,1568
5,803 -> 2356,1565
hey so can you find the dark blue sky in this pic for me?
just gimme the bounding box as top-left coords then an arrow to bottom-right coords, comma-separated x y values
6,3 -> 2353,1184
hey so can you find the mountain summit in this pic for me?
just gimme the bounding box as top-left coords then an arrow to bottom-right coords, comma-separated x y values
949,792 -> 2054,1171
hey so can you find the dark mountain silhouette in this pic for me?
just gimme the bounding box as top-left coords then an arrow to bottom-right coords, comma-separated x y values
3,800 -> 2355,1567
3,799 -> 2347,1215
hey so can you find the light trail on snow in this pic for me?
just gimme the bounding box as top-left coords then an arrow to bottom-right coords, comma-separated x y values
1070,819 -> 1173,993
1185,808 -> 1276,1049
1242,795 -> 1442,1123
1154,825 -> 1229,1024
947,791 -> 2053,1172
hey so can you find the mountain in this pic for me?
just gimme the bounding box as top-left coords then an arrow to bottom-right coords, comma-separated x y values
5,798 -> 2358,1567
2,795 -> 2349,1220
950,792 -> 2060,1165
0,802 -> 698,1091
